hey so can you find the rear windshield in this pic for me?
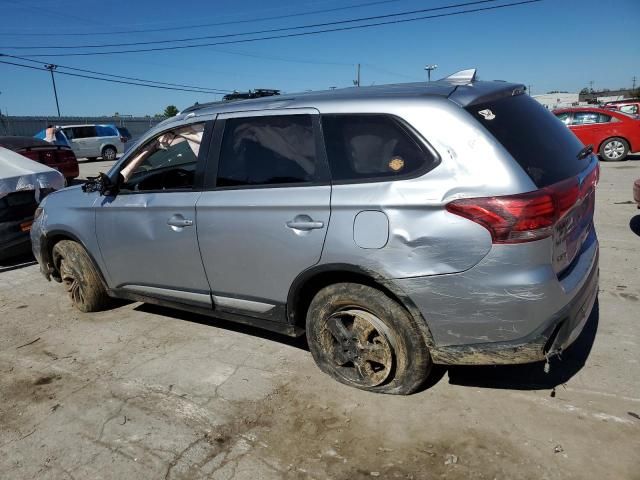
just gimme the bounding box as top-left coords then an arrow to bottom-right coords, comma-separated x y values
466,94 -> 587,187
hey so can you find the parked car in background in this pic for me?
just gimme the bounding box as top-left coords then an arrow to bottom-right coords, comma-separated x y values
35,124 -> 125,161
554,107 -> 640,161
31,72 -> 600,394
602,100 -> 640,116
1,147 -> 65,261
0,136 -> 79,183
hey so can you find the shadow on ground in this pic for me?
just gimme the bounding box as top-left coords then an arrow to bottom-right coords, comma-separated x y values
135,298 -> 599,394
446,300 -> 600,391
135,303 -> 309,351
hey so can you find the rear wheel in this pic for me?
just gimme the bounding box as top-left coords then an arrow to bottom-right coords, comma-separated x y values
306,283 -> 432,394
101,146 -> 117,161
599,137 -> 629,161
52,240 -> 111,312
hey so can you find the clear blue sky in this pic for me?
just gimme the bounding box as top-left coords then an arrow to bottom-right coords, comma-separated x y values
0,0 -> 638,116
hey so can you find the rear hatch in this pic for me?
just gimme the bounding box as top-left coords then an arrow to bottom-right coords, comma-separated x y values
451,92 -> 598,275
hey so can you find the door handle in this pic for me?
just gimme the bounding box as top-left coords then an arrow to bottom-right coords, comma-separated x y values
167,216 -> 193,228
286,215 -> 324,231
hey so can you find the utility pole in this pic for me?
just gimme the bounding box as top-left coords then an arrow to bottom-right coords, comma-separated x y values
353,63 -> 361,87
45,64 -> 61,117
424,64 -> 438,82
589,80 -> 594,92
528,84 -> 532,96
633,76 -> 637,91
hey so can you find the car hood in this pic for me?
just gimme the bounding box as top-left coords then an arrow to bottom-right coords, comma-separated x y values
0,146 -> 65,201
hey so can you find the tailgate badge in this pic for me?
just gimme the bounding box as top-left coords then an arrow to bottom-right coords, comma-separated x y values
478,109 -> 496,120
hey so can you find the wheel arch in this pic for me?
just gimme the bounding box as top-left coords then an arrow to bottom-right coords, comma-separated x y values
44,229 -> 108,289
598,135 -> 631,156
287,263 -> 436,349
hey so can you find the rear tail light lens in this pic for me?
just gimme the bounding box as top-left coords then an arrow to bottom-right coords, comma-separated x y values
21,151 -> 40,161
446,167 -> 598,244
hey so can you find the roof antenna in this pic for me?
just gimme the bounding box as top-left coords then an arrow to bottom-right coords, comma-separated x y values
442,68 -> 477,85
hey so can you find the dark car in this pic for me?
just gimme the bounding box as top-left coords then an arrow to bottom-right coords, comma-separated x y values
116,126 -> 132,142
0,136 -> 79,183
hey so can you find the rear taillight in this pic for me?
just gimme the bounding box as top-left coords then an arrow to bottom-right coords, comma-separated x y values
120,136 -> 127,143
21,150 -> 40,161
58,149 -> 76,163
446,165 -> 598,244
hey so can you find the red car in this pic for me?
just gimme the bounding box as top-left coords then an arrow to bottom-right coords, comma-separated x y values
553,107 -> 640,161
0,136 -> 79,183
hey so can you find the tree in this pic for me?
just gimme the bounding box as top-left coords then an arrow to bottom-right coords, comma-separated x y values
163,105 -> 179,117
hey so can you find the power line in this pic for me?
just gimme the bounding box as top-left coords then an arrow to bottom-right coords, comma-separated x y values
3,0 -> 503,49
0,0 -> 407,37
2,54 -> 233,92
0,60 -> 229,94
4,1 -> 543,58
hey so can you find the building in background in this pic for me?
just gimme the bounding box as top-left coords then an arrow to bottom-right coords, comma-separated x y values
532,92 -> 580,110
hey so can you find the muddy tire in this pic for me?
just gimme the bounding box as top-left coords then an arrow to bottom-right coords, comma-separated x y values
306,283 -> 432,394
52,240 -> 111,312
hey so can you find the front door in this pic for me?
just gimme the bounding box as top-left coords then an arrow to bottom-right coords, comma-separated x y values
196,111 -> 331,319
95,121 -> 212,307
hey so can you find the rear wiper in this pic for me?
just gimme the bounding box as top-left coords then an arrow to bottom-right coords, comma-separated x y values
577,144 -> 594,160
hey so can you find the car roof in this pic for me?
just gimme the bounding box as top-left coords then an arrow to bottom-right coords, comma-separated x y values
178,77 -> 525,118
553,106 -> 635,120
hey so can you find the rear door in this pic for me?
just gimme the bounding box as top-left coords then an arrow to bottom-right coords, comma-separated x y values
71,126 -> 98,158
569,111 -> 612,148
196,110 -> 330,320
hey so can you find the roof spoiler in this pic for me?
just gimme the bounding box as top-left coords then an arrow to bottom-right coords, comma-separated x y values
441,68 -> 477,85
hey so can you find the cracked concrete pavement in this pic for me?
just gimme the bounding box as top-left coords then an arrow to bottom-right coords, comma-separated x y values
0,159 -> 639,479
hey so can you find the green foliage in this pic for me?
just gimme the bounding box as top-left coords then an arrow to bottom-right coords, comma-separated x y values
163,105 -> 179,117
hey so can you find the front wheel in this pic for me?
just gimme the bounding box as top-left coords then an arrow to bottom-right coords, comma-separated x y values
599,137 -> 629,161
101,146 -> 117,161
52,240 -> 111,312
306,283 -> 432,394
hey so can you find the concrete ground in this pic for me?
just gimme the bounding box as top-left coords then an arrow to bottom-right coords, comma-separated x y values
0,157 -> 638,480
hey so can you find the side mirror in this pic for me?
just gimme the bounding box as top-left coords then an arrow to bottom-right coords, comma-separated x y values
82,172 -> 121,196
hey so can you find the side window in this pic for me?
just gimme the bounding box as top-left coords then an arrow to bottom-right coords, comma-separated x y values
216,115 -> 318,187
321,114 -> 435,182
119,123 -> 205,192
571,112 -> 607,125
555,112 -> 571,125
620,105 -> 638,115
62,128 -> 74,140
72,126 -> 97,138
95,125 -> 117,137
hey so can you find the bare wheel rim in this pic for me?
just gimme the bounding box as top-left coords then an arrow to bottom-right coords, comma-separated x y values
59,259 -> 86,307
604,140 -> 624,159
321,309 -> 394,387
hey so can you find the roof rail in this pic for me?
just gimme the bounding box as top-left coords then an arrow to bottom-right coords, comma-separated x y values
441,68 -> 477,85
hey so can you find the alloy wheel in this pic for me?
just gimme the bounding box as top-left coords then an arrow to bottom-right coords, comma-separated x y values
322,309 -> 394,387
604,140 -> 625,160
59,259 -> 85,307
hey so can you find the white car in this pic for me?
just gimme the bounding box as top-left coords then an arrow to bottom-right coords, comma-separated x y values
36,124 -> 125,161
0,147 -> 64,260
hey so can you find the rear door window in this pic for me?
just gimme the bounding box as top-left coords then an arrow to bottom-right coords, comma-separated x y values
467,94 -> 588,187
571,112 -> 610,125
321,114 -> 435,182
95,125 -> 117,137
216,115 -> 319,187
72,126 -> 97,138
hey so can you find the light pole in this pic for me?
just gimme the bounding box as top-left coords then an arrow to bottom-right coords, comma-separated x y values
424,64 -> 438,82
45,64 -> 61,117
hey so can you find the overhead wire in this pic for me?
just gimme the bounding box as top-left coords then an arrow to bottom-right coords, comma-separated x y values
0,0 -> 408,36
3,0 -> 504,49
0,60 -> 231,94
1,0 -> 543,58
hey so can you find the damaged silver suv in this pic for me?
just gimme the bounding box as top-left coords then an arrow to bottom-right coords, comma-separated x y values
32,69 -> 599,394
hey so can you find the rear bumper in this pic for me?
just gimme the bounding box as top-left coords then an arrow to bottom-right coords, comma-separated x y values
428,252 -> 598,365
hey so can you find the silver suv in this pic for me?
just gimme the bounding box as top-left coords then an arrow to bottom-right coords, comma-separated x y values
31,70 -> 599,394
